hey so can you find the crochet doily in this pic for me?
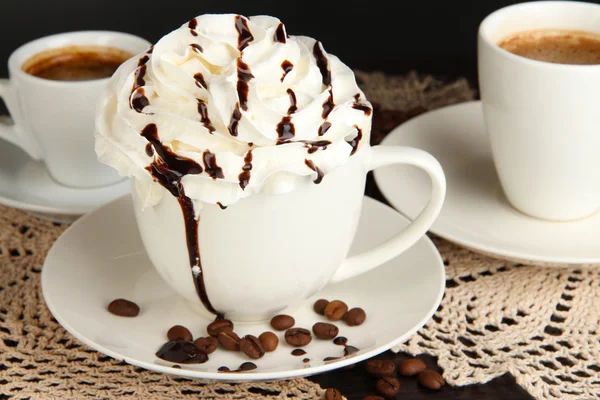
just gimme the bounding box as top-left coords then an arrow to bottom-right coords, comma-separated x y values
0,71 -> 474,399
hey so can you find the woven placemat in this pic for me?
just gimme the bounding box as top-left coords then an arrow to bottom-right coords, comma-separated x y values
0,71 -> 474,399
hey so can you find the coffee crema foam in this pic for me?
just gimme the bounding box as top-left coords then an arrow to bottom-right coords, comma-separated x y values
95,14 -> 372,210
498,29 -> 600,65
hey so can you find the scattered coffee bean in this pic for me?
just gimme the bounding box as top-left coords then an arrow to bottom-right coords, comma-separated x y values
418,369 -> 445,390
167,325 -> 193,341
365,359 -> 396,377
172,364 -> 181,369
207,319 -> 233,337
324,356 -> 340,362
324,300 -> 348,321
218,331 -> 241,351
344,345 -> 360,356
312,322 -> 339,340
218,366 -> 230,372
362,396 -> 385,400
238,362 -> 257,371
313,299 -> 329,315
344,307 -> 366,326
194,336 -> 218,354
240,335 -> 265,359
333,336 -> 348,346
270,314 -> 295,331
303,358 -> 310,363
285,327 -> 312,347
155,340 -> 208,364
107,298 -> 139,317
259,331 -> 279,352
291,349 -> 306,356
376,376 -> 400,398
398,358 -> 427,376
324,388 -> 343,400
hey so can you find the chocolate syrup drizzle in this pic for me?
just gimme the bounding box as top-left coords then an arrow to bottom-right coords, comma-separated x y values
131,89 -> 150,113
313,41 -> 331,87
347,125 -> 363,156
130,57 -> 150,112
190,43 -> 203,53
274,23 -> 287,44
322,88 -> 334,119
318,121 -> 332,137
188,18 -> 198,36
352,103 -> 372,116
235,15 -> 254,51
228,106 -> 242,136
276,116 -> 295,143
287,88 -> 297,114
197,99 -> 215,133
202,150 -> 224,179
238,150 -> 253,190
305,159 -> 324,184
216,202 -> 227,210
236,58 -> 254,111
280,60 -> 293,82
141,123 -> 221,317
194,72 -> 207,89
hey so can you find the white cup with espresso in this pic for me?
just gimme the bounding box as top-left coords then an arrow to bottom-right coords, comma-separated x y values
478,1 -> 600,221
0,31 -> 150,188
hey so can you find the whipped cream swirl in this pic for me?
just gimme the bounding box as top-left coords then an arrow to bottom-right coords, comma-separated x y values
96,14 -> 372,209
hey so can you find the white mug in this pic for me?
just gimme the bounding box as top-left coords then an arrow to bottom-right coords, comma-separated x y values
478,1 -> 600,221
0,31 -> 150,188
133,144 -> 446,321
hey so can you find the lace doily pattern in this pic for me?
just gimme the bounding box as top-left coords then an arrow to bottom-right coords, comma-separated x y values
394,236 -> 600,400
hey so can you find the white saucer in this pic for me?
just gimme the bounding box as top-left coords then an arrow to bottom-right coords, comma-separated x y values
374,101 -> 600,267
0,140 -> 130,223
41,195 -> 445,381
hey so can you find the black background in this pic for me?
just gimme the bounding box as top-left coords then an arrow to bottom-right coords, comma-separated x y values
7,0 -> 600,83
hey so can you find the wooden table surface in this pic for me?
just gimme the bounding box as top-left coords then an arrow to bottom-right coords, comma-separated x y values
305,174 -> 536,400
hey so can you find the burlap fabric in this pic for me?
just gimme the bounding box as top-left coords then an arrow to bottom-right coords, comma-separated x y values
6,70 -> 571,400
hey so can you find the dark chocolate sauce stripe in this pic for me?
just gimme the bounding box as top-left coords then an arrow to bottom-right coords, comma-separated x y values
194,72 -> 207,89
228,105 -> 242,136
131,88 -> 150,113
274,23 -> 286,43
276,116 -> 295,143
322,88 -> 334,119
190,43 -> 203,53
236,58 -> 254,111
281,60 -> 293,82
202,150 -> 224,179
141,123 -> 221,317
238,150 -> 253,190
287,88 -> 297,114
130,61 -> 149,112
347,125 -> 363,156
313,41 -> 331,87
318,121 -> 332,136
305,159 -> 324,184
189,18 -> 198,36
352,103 -> 372,115
235,15 -> 254,51
197,99 -> 215,133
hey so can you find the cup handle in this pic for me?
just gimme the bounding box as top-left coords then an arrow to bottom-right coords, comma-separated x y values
330,145 -> 446,283
0,78 -> 43,160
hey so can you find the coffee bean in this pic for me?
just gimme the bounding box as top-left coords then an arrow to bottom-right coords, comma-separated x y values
207,319 -> 233,337
398,358 -> 427,376
107,299 -> 139,317
259,331 -> 278,352
376,376 -> 400,398
312,322 -> 339,340
167,325 -> 193,341
344,307 -> 366,326
324,388 -> 343,400
270,314 -> 295,331
240,335 -> 265,359
218,331 -> 241,351
194,336 -> 218,354
324,300 -> 348,321
313,299 -> 329,315
365,359 -> 396,377
155,340 -> 208,364
284,327 -> 312,347
418,369 -> 445,390
362,397 -> 385,400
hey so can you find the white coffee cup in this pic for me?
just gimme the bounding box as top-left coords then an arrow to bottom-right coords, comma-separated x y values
478,1 -> 600,221
133,144 -> 446,322
0,31 -> 150,188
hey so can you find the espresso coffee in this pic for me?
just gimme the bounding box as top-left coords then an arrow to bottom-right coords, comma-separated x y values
22,45 -> 133,81
498,29 -> 600,65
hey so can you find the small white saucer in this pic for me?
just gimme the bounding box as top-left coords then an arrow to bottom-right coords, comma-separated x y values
374,101 -> 600,267
0,140 -> 130,223
41,195 -> 445,381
